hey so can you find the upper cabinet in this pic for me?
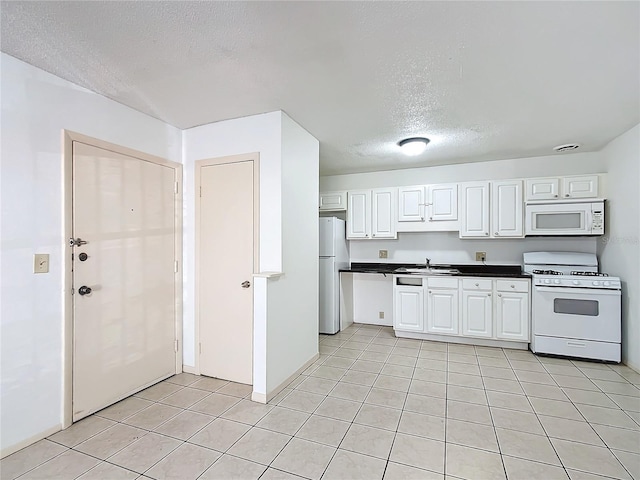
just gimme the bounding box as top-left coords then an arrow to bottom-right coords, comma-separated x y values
459,182 -> 490,238
460,180 -> 523,238
347,188 -> 397,240
562,175 -> 599,199
397,183 -> 458,232
319,191 -> 347,211
525,175 -> 599,201
429,184 -> 458,221
492,180 -> 524,237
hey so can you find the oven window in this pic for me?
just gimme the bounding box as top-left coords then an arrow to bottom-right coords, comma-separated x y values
535,212 -> 582,229
554,298 -> 599,316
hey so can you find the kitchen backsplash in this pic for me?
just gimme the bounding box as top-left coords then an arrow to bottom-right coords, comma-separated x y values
348,231 -> 598,265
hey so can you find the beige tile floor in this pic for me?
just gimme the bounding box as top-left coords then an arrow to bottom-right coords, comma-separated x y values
2,323 -> 640,480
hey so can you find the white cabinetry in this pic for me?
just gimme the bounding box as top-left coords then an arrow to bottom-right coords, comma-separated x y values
562,175 -> 599,199
459,182 -> 490,238
495,280 -> 529,341
460,180 -> 523,238
428,184 -> 458,221
347,190 -> 370,239
319,191 -> 347,211
525,175 -> 599,201
397,184 -> 458,232
461,279 -> 493,338
393,285 -> 425,332
398,186 -> 425,222
492,180 -> 524,237
347,189 -> 396,240
426,277 -> 459,335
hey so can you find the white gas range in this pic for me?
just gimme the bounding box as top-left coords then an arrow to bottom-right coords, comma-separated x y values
523,252 -> 621,363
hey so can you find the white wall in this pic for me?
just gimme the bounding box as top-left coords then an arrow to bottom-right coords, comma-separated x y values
181,112 -> 282,368
266,114 -> 320,392
320,151 -> 605,191
0,54 -> 182,455
599,124 -> 640,371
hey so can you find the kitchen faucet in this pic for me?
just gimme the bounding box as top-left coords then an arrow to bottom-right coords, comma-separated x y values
425,258 -> 431,268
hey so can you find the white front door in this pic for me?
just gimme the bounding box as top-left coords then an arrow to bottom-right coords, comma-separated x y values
72,142 -> 178,421
198,159 -> 254,385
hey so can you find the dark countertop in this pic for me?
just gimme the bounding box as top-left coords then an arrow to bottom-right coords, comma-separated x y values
340,262 -> 531,278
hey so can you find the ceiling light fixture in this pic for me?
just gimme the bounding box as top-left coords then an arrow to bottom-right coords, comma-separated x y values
398,137 -> 430,156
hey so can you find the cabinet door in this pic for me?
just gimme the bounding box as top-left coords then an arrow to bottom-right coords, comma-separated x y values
372,188 -> 397,239
393,286 -> 425,332
492,180 -> 523,238
562,175 -> 598,199
428,184 -> 458,221
525,178 -> 560,201
462,290 -> 493,338
398,186 -> 426,222
496,291 -> 529,341
459,182 -> 490,238
347,190 -> 371,239
427,288 -> 459,335
319,191 -> 347,211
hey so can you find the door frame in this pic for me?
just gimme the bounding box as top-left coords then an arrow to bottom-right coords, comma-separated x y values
194,153 -> 260,376
62,130 -> 183,428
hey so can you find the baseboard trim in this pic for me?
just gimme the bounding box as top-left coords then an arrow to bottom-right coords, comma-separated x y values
182,365 -> 197,375
1,424 -> 62,459
258,353 -> 320,403
251,391 -> 267,403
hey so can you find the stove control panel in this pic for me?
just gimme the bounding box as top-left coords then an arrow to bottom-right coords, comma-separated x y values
535,275 -> 621,289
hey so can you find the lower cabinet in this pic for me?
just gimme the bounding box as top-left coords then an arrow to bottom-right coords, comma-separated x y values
393,285 -> 425,332
393,275 -> 530,345
496,290 -> 529,341
462,290 -> 493,338
427,285 -> 459,335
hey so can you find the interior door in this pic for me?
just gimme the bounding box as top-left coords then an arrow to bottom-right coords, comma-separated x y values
199,160 -> 254,385
72,142 -> 177,421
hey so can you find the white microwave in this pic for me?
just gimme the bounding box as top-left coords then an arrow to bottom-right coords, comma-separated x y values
525,200 -> 604,236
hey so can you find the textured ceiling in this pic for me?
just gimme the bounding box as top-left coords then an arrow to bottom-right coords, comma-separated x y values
1,1 -> 638,175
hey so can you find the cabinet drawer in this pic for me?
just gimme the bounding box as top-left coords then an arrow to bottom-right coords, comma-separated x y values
461,278 -> 492,290
427,277 -> 459,289
496,279 -> 529,293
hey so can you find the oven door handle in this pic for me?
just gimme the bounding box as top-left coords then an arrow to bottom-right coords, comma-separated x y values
535,286 -> 621,296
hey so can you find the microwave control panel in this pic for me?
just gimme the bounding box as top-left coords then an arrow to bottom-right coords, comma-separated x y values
592,209 -> 604,234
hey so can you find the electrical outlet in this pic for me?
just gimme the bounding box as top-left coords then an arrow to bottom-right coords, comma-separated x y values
378,250 -> 388,259
34,253 -> 49,273
379,311 -> 385,319
476,251 -> 486,262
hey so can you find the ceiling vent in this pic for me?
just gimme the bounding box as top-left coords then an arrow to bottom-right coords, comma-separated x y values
553,143 -> 580,153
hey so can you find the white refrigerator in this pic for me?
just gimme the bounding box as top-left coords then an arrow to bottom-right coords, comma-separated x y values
319,217 -> 349,334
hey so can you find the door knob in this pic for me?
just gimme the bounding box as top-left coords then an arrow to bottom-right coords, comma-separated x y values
241,281 -> 251,288
78,286 -> 92,296
69,237 -> 88,247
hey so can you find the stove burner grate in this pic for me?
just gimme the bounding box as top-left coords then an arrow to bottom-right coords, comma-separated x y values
532,270 -> 563,275
570,271 -> 609,277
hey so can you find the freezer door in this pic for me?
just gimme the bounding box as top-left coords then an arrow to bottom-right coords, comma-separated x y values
319,257 -> 339,334
319,218 -> 336,257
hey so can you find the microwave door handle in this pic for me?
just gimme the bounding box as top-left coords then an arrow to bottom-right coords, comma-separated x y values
585,209 -> 592,232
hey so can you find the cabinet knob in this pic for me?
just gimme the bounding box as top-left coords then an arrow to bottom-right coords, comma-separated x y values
554,194 -> 558,198
565,194 -> 570,197
485,232 -> 489,236
488,293 -> 491,296
429,290 -> 432,294
429,217 -> 433,221
495,232 -> 499,236
372,234 -> 375,237
475,283 -> 479,287
498,293 -> 502,297
511,285 -> 515,288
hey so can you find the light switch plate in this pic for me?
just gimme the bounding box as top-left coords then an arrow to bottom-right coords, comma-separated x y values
379,250 -> 388,259
34,254 -> 49,273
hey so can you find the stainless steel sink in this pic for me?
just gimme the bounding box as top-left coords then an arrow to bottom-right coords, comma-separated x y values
396,267 -> 460,275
